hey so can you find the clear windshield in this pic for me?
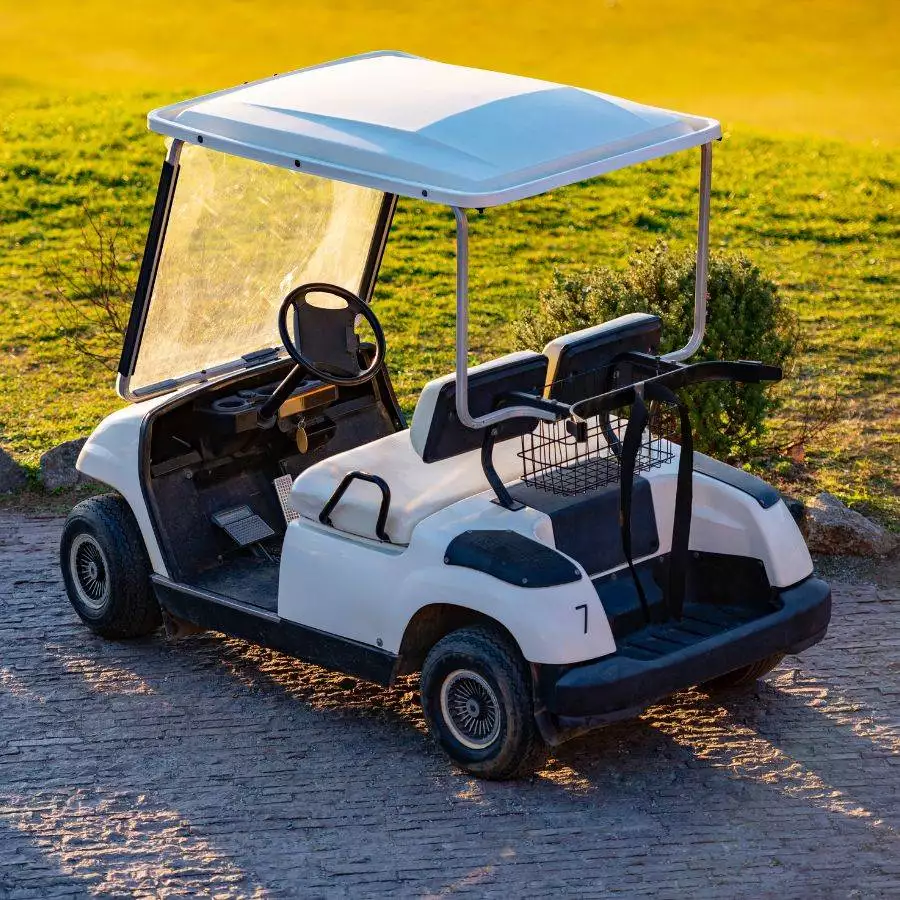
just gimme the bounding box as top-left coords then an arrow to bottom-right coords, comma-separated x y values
129,144 -> 384,393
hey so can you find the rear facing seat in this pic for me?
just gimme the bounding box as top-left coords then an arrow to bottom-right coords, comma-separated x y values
543,312 -> 661,402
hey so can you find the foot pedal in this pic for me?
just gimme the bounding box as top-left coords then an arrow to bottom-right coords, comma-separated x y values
211,505 -> 275,547
273,474 -> 299,525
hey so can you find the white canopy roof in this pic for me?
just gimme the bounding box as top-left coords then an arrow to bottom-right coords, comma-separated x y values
149,51 -> 720,208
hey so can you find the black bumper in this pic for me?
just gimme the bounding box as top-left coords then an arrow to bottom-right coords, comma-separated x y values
538,575 -> 831,723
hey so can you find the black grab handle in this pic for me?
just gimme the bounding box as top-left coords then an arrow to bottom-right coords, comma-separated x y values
569,359 -> 782,423
319,471 -> 392,543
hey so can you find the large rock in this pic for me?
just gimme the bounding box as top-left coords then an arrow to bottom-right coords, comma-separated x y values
40,437 -> 89,491
805,492 -> 897,557
0,447 -> 28,493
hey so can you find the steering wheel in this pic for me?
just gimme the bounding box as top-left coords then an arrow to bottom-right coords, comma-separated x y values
277,282 -> 386,387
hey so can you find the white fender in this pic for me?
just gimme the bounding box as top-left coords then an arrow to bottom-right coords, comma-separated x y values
645,458 -> 813,588
76,398 -> 171,576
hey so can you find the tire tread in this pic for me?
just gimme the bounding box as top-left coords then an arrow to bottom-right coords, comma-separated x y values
421,624 -> 547,780
61,494 -> 161,639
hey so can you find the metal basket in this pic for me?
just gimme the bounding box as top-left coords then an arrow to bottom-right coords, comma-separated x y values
518,369 -> 676,496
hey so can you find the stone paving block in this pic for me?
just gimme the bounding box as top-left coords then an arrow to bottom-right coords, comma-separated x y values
0,512 -> 897,898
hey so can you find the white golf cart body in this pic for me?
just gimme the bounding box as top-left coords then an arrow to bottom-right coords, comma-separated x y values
75,52 -> 829,743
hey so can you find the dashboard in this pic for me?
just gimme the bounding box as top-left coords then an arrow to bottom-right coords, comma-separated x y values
196,378 -> 338,436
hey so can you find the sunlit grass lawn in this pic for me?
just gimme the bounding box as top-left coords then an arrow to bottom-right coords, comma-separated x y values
0,91 -> 897,524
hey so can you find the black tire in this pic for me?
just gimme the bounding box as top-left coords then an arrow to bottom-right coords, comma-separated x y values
420,625 -> 547,780
60,493 -> 161,639
702,653 -> 785,692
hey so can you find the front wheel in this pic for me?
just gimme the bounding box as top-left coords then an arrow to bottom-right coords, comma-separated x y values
60,494 -> 161,639
420,625 -> 547,780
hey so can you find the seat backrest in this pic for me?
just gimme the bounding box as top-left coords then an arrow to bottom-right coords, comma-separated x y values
543,313 -> 662,404
409,351 -> 548,463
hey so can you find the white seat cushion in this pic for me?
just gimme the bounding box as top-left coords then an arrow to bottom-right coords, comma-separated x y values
290,430 -> 523,544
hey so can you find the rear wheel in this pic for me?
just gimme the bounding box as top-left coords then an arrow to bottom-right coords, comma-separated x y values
420,625 -> 547,780
60,494 -> 161,639
702,653 -> 785,691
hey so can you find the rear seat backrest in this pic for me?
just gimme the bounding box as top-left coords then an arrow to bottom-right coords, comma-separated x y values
409,351 -> 548,463
543,313 -> 662,404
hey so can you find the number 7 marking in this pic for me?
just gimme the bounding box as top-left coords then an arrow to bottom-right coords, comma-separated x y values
575,603 -> 588,634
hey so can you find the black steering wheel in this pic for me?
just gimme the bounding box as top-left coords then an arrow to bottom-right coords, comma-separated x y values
277,282 -> 386,387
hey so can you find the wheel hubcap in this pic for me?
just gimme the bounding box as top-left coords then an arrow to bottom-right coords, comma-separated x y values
69,534 -> 110,611
440,669 -> 501,750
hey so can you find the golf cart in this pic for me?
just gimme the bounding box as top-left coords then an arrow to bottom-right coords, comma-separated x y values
61,51 -> 830,779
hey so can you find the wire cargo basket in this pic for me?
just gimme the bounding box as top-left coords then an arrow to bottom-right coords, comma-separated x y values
519,400 -> 676,496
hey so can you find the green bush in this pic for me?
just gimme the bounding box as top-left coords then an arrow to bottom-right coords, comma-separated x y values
513,243 -> 800,461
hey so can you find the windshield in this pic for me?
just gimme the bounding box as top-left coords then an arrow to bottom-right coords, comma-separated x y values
129,143 -> 384,394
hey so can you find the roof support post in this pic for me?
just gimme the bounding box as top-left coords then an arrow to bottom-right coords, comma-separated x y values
662,140 -> 713,363
452,205 -> 473,425
116,138 -> 184,401
452,207 -> 556,430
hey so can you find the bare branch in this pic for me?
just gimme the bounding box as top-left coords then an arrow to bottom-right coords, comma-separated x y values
45,204 -> 139,371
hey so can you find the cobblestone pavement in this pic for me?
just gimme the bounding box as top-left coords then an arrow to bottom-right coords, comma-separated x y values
0,512 -> 898,899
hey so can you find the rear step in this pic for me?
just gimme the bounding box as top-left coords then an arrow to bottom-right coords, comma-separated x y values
617,603 -> 766,661
542,575 -> 832,721
592,551 -> 776,642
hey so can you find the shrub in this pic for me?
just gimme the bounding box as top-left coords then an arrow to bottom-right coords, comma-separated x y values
513,243 -> 801,460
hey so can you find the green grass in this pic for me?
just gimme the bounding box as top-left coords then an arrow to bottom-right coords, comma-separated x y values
1,91 -> 898,525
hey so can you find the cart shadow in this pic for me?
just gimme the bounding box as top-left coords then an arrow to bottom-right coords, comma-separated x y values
114,629 -> 900,836
174,629 -> 430,733
79,628 -> 900,808
548,676 -> 899,831
0,818 -> 95,897
8,615 -> 898,895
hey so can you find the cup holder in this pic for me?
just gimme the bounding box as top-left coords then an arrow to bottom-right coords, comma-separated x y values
211,395 -> 256,413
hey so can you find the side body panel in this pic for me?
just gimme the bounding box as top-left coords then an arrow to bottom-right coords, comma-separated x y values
278,492 -> 617,666
279,453 -> 813,667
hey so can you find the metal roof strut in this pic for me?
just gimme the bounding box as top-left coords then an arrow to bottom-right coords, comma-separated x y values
453,141 -> 713,430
